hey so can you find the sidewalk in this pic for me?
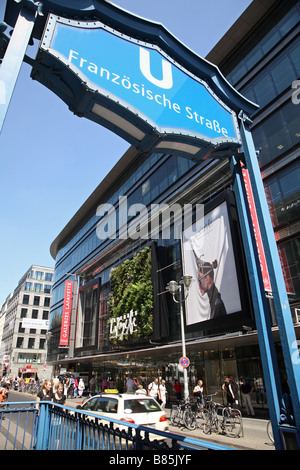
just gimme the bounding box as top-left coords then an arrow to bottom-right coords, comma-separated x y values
65,396 -> 275,451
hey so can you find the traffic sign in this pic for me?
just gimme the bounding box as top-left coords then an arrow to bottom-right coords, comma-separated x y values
179,356 -> 190,368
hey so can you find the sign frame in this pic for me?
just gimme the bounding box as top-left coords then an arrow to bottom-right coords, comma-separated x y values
32,13 -> 253,160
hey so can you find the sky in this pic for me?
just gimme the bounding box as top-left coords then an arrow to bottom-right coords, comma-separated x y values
0,0 -> 252,306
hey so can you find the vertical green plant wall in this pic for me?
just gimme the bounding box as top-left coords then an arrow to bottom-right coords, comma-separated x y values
109,246 -> 153,342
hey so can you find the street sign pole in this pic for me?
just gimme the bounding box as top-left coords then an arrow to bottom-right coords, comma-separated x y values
0,4 -> 39,135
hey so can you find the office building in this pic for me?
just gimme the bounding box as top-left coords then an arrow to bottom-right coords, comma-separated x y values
0,265 -> 54,380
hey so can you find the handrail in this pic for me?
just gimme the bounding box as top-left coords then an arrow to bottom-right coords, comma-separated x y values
0,401 -> 236,451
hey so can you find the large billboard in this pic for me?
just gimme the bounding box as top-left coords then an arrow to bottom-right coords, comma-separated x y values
182,199 -> 242,326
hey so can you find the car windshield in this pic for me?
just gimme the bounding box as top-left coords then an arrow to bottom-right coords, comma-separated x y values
124,398 -> 161,414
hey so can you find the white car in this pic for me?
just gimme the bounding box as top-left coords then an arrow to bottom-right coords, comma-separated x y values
76,393 -> 168,436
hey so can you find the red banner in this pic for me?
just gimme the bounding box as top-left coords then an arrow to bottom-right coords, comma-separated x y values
241,163 -> 272,292
59,280 -> 73,346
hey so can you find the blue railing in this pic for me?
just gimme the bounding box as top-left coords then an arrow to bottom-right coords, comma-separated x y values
0,401 -> 235,451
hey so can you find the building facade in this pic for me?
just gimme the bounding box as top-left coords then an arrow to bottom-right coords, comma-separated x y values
0,265 -> 54,380
47,0 -> 299,411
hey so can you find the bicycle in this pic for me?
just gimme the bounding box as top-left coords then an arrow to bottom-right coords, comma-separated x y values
202,396 -> 243,438
170,398 -> 197,430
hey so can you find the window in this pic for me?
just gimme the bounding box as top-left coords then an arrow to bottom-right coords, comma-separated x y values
42,310 -> 49,320
22,295 -> 29,305
16,337 -> 24,348
28,338 -> 35,349
20,308 -> 27,318
32,309 -> 38,319
278,236 -> 300,301
264,162 -> 300,229
24,282 -> 32,291
240,40 -> 300,110
34,283 -> 42,292
33,296 -> 40,306
18,322 -> 25,333
44,297 -> 50,307
44,284 -> 52,293
35,271 -> 43,280
39,338 -> 46,349
45,272 -> 53,282
252,100 -> 300,167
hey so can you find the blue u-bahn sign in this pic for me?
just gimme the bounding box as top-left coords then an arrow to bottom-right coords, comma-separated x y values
41,16 -> 240,155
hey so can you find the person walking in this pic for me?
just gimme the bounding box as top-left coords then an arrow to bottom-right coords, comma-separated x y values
159,379 -> 167,409
173,379 -> 182,401
78,378 -> 85,397
193,379 -> 204,412
240,378 -> 255,416
53,383 -> 66,405
36,380 -> 53,408
148,378 -> 159,400
222,377 -> 235,406
126,376 -> 135,393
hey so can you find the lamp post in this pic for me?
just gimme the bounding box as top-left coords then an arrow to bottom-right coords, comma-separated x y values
166,275 -> 194,401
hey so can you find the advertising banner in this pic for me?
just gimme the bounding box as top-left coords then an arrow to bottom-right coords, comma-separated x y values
241,164 -> 272,292
182,200 -> 241,325
22,319 -> 49,330
59,280 -> 73,346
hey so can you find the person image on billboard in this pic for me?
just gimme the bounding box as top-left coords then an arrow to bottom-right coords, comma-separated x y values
193,251 -> 227,319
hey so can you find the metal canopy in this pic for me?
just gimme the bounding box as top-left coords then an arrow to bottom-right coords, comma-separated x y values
3,0 -> 258,160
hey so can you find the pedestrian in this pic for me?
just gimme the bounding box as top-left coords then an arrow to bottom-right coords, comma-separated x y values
254,374 -> 265,404
240,378 -> 255,416
193,379 -> 204,411
148,378 -> 159,400
89,374 -> 96,396
159,379 -> 167,409
126,376 -> 135,393
135,384 -> 147,395
222,377 -> 235,406
102,378 -> 108,392
52,376 -> 60,394
53,382 -> 66,405
173,379 -> 182,401
0,382 -> 9,404
73,377 -> 78,398
36,380 -> 53,408
78,378 -> 85,397
63,375 -> 70,397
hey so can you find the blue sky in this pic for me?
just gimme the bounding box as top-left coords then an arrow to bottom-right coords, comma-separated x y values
0,0 -> 252,306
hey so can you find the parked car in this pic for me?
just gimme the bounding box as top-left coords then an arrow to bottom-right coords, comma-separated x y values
76,393 -> 168,437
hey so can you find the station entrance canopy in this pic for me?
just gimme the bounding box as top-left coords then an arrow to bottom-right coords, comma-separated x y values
2,0 -> 300,449
4,0 -> 258,159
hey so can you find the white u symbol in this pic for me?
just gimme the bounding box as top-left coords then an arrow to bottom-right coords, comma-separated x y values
139,47 -> 173,89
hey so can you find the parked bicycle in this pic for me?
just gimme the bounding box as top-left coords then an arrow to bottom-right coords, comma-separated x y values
202,394 -> 243,438
170,398 -> 197,430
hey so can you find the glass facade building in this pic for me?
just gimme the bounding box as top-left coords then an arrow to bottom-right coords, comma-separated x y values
208,0 -> 300,309
48,0 -> 300,409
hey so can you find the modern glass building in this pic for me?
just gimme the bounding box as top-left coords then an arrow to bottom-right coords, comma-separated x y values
47,0 -> 300,409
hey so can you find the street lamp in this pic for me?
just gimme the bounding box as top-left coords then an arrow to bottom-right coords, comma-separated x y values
166,275 -> 194,400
